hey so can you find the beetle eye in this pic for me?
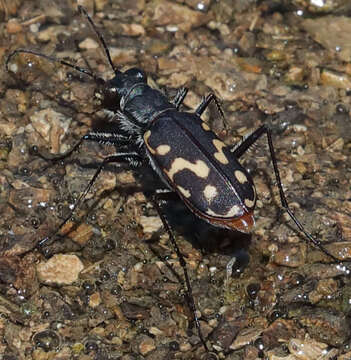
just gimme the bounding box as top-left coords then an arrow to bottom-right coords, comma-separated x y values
125,67 -> 146,80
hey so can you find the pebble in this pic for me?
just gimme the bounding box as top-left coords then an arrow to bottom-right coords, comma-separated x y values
37,254 -> 84,285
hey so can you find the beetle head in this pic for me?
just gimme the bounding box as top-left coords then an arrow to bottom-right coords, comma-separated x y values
95,67 -> 147,112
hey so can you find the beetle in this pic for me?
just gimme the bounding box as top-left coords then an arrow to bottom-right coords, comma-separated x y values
6,5 -> 349,355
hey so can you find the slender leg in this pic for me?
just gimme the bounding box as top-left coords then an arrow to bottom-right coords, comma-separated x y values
38,152 -> 143,248
172,90 -> 225,118
83,132 -> 132,146
35,138 -> 84,163
35,132 -> 132,165
151,193 -> 209,351
231,125 -> 266,159
195,93 -> 225,120
233,124 -> 349,271
172,87 -> 188,110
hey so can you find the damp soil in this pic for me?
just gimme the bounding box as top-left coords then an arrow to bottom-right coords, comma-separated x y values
0,0 -> 351,359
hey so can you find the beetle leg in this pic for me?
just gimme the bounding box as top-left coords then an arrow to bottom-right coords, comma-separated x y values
37,152 -> 143,249
35,133 -> 132,168
230,124 -> 266,158
195,93 -> 227,130
232,124 -> 349,271
172,87 -> 188,110
35,137 -> 85,164
151,193 -> 209,352
195,93 -> 225,119
83,132 -> 132,146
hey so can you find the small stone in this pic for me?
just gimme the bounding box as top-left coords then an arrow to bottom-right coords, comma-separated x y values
235,57 -> 263,74
142,0 -> 210,33
138,335 -> 156,356
331,212 -> 351,242
262,319 -> 298,349
273,244 -> 307,268
37,254 -> 84,285
339,351 -> 351,360
298,307 -> 350,346
36,25 -> 66,42
89,292 -> 101,308
285,66 -> 305,84
320,69 -> 351,89
119,23 -> 145,37
6,19 -> 23,34
230,327 -> 263,350
139,215 -> 162,233
288,337 -> 338,359
8,186 -> 53,211
256,97 -> 285,115
29,109 -> 71,153
95,0 -> 109,11
78,38 -> 99,50
309,279 -> 338,304
60,222 -> 94,246
265,49 -> 286,61
179,342 -> 192,352
116,171 -> 136,184
146,39 -> 170,56
120,302 -> 150,320
303,16 -> 351,62
239,32 -> 256,55
109,47 -> 138,66
327,137 -> 344,151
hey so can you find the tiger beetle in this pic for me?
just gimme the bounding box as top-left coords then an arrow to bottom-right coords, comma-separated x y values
6,5 -> 349,354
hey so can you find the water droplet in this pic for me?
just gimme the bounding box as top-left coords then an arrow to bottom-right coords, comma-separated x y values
197,2 -> 205,11
296,9 -> 304,16
33,330 -> 61,351
228,83 -> 237,92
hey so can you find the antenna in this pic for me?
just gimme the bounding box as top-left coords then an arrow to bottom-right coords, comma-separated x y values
6,49 -> 102,81
78,5 -> 120,75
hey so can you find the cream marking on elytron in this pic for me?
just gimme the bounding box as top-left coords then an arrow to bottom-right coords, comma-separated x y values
156,144 -> 171,155
177,185 -> 191,198
234,170 -> 247,184
144,130 -> 156,154
206,204 -> 241,217
165,158 -> 210,181
203,184 -> 218,203
201,122 -> 210,131
244,198 -> 255,208
212,139 -> 229,164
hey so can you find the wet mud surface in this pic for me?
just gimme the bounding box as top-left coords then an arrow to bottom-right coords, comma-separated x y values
0,0 -> 351,359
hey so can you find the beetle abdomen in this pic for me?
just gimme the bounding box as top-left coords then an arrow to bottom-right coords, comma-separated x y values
144,110 -> 256,228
